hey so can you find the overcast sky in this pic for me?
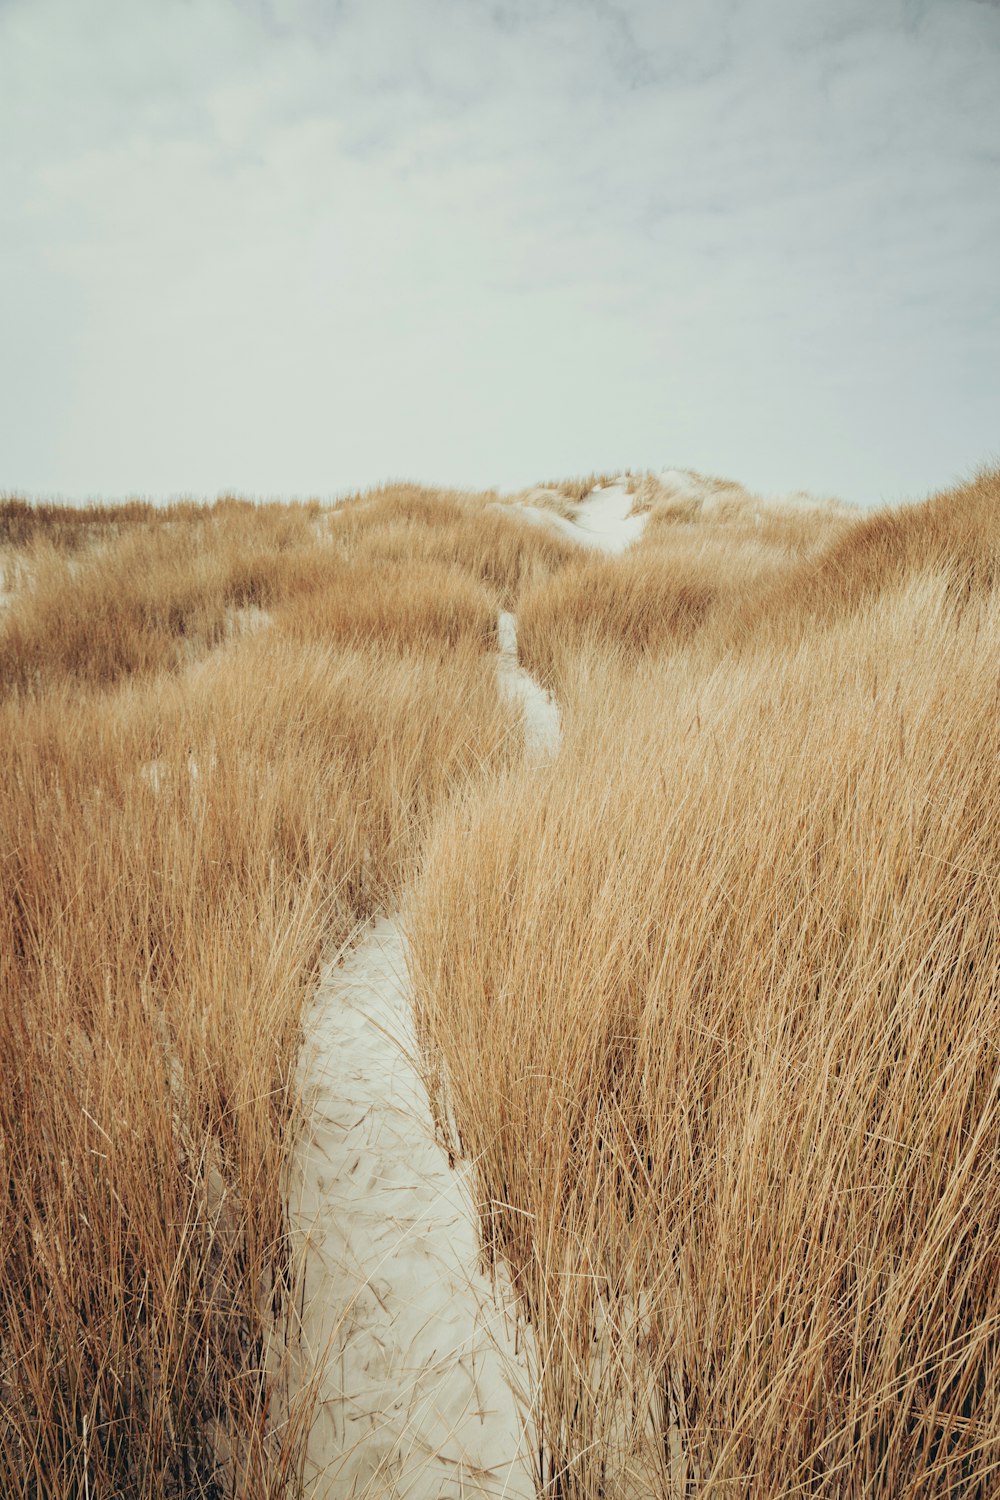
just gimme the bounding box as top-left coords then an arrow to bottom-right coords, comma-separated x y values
2,0 -> 998,506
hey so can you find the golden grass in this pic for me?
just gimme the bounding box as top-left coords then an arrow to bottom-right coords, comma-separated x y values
276,557 -> 498,652
7,468 -> 1000,1497
516,547 -> 716,694
504,488 -> 581,522
732,465 -> 1000,646
0,488 -> 555,698
0,503 -> 329,695
332,483 -> 578,603
0,494 -> 323,552
408,470 -> 1000,1497
514,476 -> 858,694
642,481 -> 851,553
0,493 -> 521,1496
539,473 -> 620,507
0,495 -> 163,550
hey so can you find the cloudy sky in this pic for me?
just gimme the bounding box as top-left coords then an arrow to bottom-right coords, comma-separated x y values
2,0 -> 998,506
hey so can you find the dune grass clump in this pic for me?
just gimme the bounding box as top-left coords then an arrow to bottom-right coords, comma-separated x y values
0,494 -> 325,553
626,469 -> 853,561
515,481 -> 856,693
734,465 -> 1000,646
0,495 -> 162,550
542,473 -> 620,506
409,473 -> 1000,1497
0,502 -> 330,695
0,488 -> 545,697
516,547 -> 716,692
276,556 -> 499,653
333,483 -> 578,603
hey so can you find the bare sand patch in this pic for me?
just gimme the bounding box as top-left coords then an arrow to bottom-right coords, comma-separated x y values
290,918 -> 535,1499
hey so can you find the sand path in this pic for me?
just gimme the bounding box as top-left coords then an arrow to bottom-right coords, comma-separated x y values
495,610 -> 560,759
289,612 -> 558,1499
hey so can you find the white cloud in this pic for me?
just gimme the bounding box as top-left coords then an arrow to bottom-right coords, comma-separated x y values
1,0 -> 998,504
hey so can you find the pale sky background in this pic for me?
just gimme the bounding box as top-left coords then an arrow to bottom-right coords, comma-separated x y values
1,0 -> 998,508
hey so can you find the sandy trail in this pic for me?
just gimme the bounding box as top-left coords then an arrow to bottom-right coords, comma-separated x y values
289,613 -> 556,1498
290,920 -> 534,1498
495,610 -> 560,760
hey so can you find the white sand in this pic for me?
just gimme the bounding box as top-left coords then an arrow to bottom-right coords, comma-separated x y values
288,614 -> 554,1498
499,479 -> 649,555
290,919 -> 534,1498
568,481 -> 649,553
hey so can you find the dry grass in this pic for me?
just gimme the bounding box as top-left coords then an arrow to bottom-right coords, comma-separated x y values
0,492 -> 521,1497
515,489 -> 851,695
623,467 -> 756,516
0,489 -> 552,696
516,547 -> 716,694
0,503 -> 328,695
331,483 -> 578,604
732,465 -> 1000,646
621,469 -> 853,558
409,469 -> 1000,1497
534,474 -> 621,508
0,496 -> 163,550
276,556 -> 499,652
8,469 -> 1000,1498
517,490 -> 582,522
0,494 -> 324,553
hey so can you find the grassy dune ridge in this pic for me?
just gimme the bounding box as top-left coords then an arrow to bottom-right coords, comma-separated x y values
516,483 -> 852,693
0,502 -> 323,694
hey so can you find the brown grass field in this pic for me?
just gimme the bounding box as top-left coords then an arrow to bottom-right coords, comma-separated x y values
3,468 -> 1000,1496
0,489 -> 536,1496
